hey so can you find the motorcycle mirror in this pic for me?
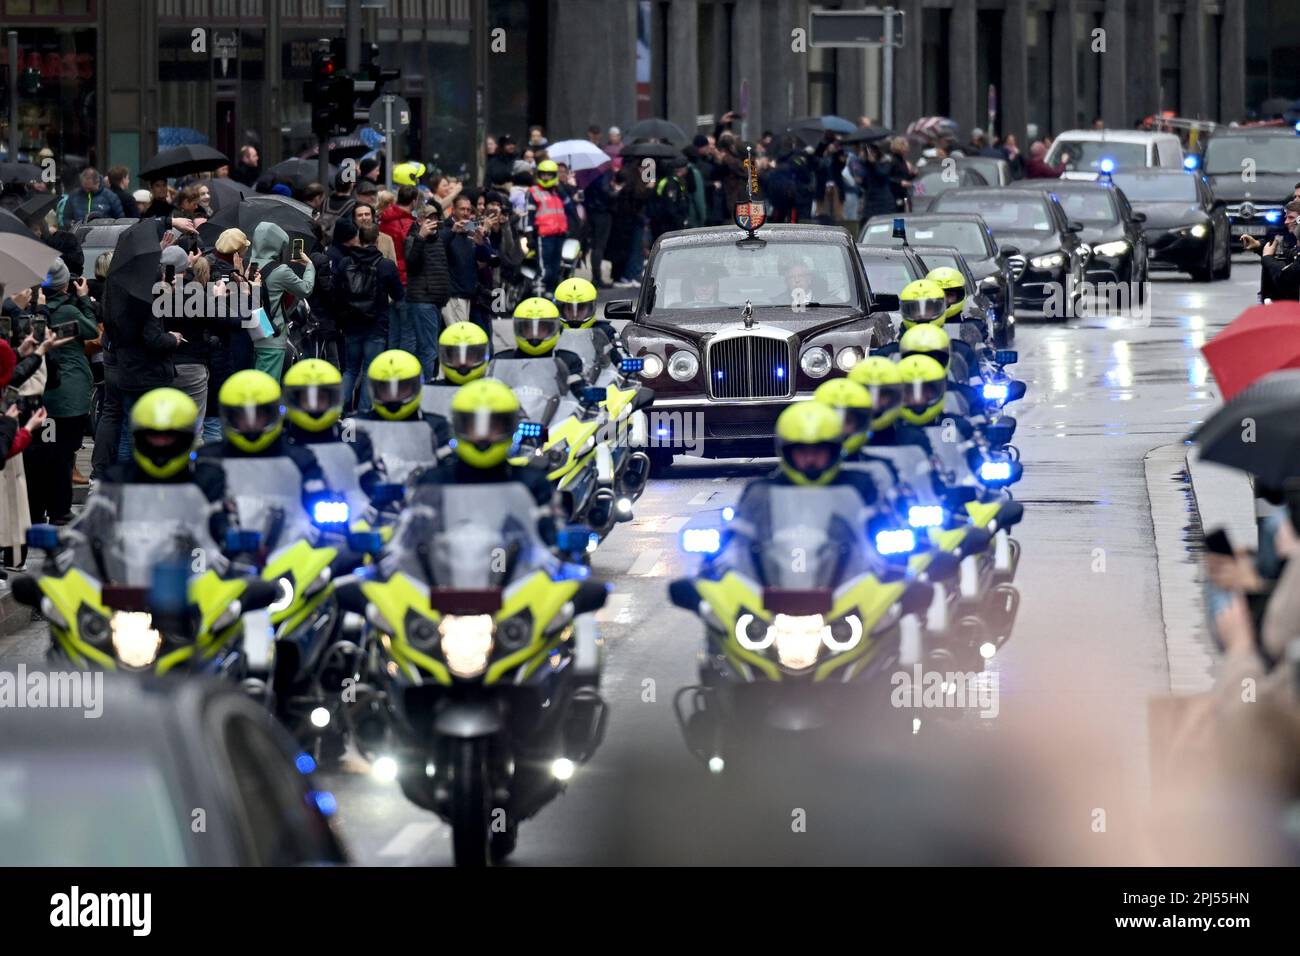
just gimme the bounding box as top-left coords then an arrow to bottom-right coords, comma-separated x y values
924,551 -> 962,582
979,276 -> 1000,293
872,292 -> 900,312
334,580 -> 369,615
959,527 -> 993,559
994,349 -> 1018,366
1006,380 -> 1026,402
898,578 -> 934,617
347,530 -> 384,555
604,299 -> 634,319
570,579 -> 609,615
984,419 -> 1017,446
25,523 -> 60,551
241,578 -> 284,613
224,528 -> 262,554
370,483 -> 407,508
668,577 -> 701,613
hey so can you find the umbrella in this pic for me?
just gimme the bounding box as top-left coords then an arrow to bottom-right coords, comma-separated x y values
269,158 -> 335,192
841,126 -> 895,145
0,207 -> 36,239
0,231 -> 60,290
14,191 -> 58,225
626,118 -> 689,146
301,135 -> 372,163
139,144 -> 230,182
543,139 -> 611,173
619,142 -> 684,161
0,162 -> 41,185
246,193 -> 315,217
1193,370 -> 1300,483
206,177 -> 250,212
787,115 -> 858,137
1201,302 -> 1300,402
907,116 -> 959,139
198,198 -> 315,253
104,219 -> 166,326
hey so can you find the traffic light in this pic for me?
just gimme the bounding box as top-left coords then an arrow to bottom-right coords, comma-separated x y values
308,48 -> 354,139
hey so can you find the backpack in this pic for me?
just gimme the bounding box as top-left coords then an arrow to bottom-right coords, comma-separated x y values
336,253 -> 377,324
318,195 -> 356,245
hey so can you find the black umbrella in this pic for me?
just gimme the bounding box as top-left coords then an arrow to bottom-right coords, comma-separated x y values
626,118 -> 689,146
138,144 -> 230,182
0,162 -> 42,185
619,142 -> 684,161
0,207 -> 36,239
1192,370 -> 1300,484
302,135 -> 371,162
206,177 -> 251,212
268,158 -> 335,192
104,219 -> 166,328
198,198 -> 315,253
842,126 -> 894,145
14,191 -> 58,225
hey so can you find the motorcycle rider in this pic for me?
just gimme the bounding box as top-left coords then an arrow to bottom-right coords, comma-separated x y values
734,402 -> 879,505
810,378 -> 874,457
898,278 -> 947,331
553,276 -> 625,369
282,358 -> 385,516
898,323 -> 979,413
854,355 -> 931,450
490,296 -> 587,399
925,266 -> 968,324
354,349 -> 450,485
438,321 -> 491,385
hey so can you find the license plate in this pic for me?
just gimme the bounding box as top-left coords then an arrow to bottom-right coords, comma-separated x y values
1234,224 -> 1269,236
243,609 -> 273,669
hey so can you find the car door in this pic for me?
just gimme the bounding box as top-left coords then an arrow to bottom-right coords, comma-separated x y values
1116,189 -> 1147,272
1049,196 -> 1085,284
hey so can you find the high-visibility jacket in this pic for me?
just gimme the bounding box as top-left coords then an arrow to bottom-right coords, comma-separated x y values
529,186 -> 568,237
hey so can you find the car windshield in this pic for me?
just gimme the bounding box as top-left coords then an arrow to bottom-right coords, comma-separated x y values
912,171 -> 963,198
651,240 -> 857,309
0,753 -> 188,865
1053,190 -> 1119,224
914,251 -> 968,285
935,195 -> 1053,232
862,219 -> 989,257
1047,139 -> 1148,170
860,257 -> 919,295
1112,172 -> 1197,202
1203,136 -> 1300,176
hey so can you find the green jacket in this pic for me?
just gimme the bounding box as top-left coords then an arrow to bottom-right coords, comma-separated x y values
251,221 -> 315,351
40,290 -> 98,417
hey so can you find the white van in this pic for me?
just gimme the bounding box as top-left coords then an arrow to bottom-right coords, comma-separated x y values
1046,130 -> 1185,180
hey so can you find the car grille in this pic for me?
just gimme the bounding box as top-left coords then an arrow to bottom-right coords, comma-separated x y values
706,335 -> 794,400
1008,255 -> 1027,281
1226,202 -> 1282,220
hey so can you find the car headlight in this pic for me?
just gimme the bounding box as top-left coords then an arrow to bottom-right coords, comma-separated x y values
734,612 -> 773,650
268,577 -> 295,614
440,614 -> 495,678
907,504 -> 946,528
836,346 -> 864,372
1093,240 -> 1129,257
111,611 -> 162,668
667,350 -> 699,382
800,346 -> 832,379
640,353 -> 664,378
1029,252 -> 1066,269
1188,223 -> 1208,239
770,613 -> 825,670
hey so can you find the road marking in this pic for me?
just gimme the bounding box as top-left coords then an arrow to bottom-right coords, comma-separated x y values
688,491 -> 715,505
597,592 -> 633,623
627,549 -> 665,576
660,516 -> 688,534
378,821 -> 441,858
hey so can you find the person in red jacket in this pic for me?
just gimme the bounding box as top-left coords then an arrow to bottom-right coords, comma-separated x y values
379,184 -> 419,285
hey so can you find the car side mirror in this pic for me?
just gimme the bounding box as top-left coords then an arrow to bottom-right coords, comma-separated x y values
872,292 -> 900,312
1000,244 -> 1020,257
984,419 -> 1017,446
979,277 -> 1000,293
604,299 -> 634,319
1130,211 -> 1147,223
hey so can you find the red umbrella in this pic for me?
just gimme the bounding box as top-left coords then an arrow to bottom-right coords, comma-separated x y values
1202,302 -> 1300,401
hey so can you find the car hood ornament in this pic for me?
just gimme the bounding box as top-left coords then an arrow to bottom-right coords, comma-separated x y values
742,300 -> 754,329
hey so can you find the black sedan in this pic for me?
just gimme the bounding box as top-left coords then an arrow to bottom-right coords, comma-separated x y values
907,164 -> 989,213
0,676 -> 348,865
860,212 -> 1015,330
1007,178 -> 1149,298
1200,127 -> 1300,241
1110,169 -> 1232,282
931,187 -> 1089,316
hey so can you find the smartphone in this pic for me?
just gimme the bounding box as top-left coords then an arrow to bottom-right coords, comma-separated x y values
31,317 -> 46,339
164,263 -> 176,283
246,262 -> 259,281
54,321 -> 78,339
14,314 -> 31,338
463,220 -> 478,235
0,315 -> 10,340
2,386 -> 18,411
291,238 -> 305,259
1204,528 -> 1233,556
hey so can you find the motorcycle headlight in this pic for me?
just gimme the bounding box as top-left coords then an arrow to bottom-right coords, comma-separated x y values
667,350 -> 699,382
800,346 -> 832,379
268,577 -> 295,614
496,612 -> 533,651
1093,240 -> 1129,257
682,528 -> 722,554
77,605 -> 111,645
640,353 -> 664,378
823,614 -> 863,652
836,346 -> 864,372
111,611 -> 162,669
734,612 -> 773,650
907,505 -> 946,529
1029,252 -> 1066,269
440,614 -> 495,678
771,613 -> 825,670
407,613 -> 439,651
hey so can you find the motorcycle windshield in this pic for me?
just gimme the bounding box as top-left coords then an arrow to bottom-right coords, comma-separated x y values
381,482 -> 548,588
70,484 -> 219,586
488,358 -> 566,426
221,457 -> 316,549
734,484 -> 869,590
556,328 -> 602,380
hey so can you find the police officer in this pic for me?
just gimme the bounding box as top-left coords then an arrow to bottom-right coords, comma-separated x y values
353,349 -> 449,485
490,297 -> 587,399
527,159 -> 570,293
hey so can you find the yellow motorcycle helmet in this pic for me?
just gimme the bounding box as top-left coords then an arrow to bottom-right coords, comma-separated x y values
554,276 -> 598,329
926,266 -> 967,322
439,322 -> 490,385
812,378 -> 874,456
536,159 -> 560,189
848,355 -> 904,432
392,161 -> 427,186
368,349 -> 424,421
130,387 -> 198,479
895,354 -> 948,426
899,278 -> 946,329
513,296 -> 562,356
450,379 -> 521,469
775,401 -> 845,487
219,370 -> 284,453
283,358 -> 343,432
899,322 -> 952,372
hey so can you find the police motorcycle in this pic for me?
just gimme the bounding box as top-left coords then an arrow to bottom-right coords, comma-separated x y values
12,486 -> 281,681
667,405 -> 943,770
335,483 -> 608,866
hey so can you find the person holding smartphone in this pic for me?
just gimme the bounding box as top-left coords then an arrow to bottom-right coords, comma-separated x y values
249,221 -> 315,382
22,260 -> 97,524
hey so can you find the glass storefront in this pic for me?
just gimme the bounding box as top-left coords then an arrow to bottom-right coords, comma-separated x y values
0,27 -> 97,179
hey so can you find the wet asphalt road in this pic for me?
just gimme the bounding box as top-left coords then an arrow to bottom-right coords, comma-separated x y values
0,257 -> 1260,864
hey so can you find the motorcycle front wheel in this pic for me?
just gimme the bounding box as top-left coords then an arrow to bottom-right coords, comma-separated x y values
450,737 -> 492,866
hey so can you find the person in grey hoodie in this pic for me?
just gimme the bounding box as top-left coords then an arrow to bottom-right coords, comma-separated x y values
250,221 -> 315,381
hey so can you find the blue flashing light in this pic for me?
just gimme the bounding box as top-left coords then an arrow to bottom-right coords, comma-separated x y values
722,506 -> 735,522
295,752 -> 318,775
310,790 -> 338,817
1098,157 -> 1116,175
982,382 -> 1010,402
1265,210 -> 1283,224
1294,120 -> 1300,134
1182,154 -> 1200,171
516,420 -> 544,439
656,426 -> 671,438
775,366 -> 785,379
979,460 -> 1013,483
311,498 -> 350,526
875,528 -> 917,555
620,357 -> 645,374
907,505 -> 945,529
715,370 -> 725,380
682,528 -> 722,554
556,561 -> 591,581
25,524 -> 60,550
